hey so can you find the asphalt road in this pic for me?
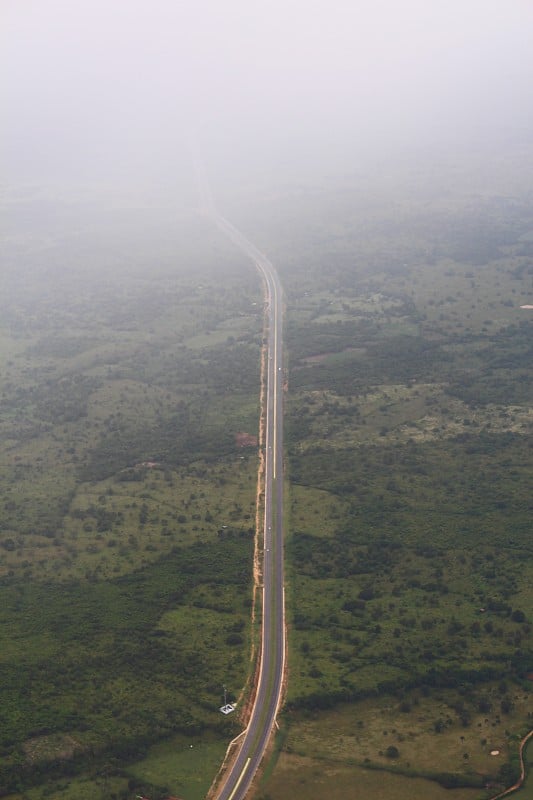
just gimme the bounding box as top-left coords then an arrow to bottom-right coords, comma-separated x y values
197,164 -> 285,800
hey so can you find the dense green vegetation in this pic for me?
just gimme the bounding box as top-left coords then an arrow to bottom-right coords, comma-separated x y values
233,148 -> 532,799
0,194 -> 262,798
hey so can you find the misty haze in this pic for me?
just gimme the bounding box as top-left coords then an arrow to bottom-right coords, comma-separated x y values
1,2 -> 532,799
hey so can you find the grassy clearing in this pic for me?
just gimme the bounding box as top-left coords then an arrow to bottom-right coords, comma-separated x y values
259,753 -> 482,800
128,736 -> 228,800
283,692 -> 531,778
290,384 -> 532,451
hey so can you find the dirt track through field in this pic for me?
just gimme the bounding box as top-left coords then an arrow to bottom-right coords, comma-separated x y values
487,728 -> 533,800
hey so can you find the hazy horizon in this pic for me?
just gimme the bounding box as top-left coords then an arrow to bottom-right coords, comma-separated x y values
3,0 -> 533,199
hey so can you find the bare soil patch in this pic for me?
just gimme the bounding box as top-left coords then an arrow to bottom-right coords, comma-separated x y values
235,431 -> 258,447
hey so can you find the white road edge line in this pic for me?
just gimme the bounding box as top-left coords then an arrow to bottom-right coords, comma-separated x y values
227,757 -> 251,800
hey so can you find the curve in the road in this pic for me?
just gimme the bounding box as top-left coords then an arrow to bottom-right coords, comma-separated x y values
196,162 -> 286,800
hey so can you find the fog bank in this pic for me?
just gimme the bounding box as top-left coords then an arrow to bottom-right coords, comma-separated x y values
3,1 -> 533,194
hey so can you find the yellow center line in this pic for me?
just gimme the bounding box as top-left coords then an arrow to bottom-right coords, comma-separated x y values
227,757 -> 251,800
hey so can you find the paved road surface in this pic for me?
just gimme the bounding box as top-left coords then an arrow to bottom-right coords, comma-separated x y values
196,161 -> 286,800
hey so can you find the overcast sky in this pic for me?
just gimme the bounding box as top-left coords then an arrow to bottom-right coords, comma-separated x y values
3,0 -> 533,189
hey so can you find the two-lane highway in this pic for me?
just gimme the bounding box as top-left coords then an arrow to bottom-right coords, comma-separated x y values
195,161 -> 286,800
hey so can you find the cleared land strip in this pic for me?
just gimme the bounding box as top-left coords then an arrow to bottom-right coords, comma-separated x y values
196,162 -> 286,800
